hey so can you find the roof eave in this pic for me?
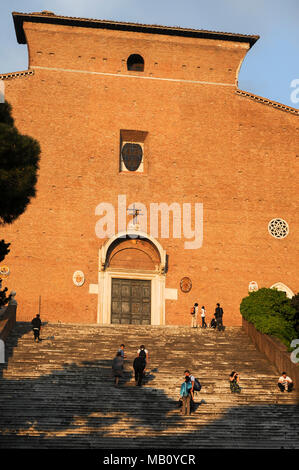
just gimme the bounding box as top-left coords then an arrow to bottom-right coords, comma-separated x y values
12,11 -> 259,47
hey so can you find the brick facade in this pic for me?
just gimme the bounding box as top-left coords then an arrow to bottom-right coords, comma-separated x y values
1,12 -> 298,325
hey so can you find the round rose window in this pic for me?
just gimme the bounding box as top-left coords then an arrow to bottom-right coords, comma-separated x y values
268,218 -> 289,239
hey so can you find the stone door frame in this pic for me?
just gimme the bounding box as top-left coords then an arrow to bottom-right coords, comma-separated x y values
97,230 -> 167,325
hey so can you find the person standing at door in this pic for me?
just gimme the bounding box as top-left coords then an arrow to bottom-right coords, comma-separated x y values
215,303 -> 224,331
201,306 -> 207,328
191,303 -> 198,328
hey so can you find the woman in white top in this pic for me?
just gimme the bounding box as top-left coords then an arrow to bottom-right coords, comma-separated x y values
201,306 -> 207,328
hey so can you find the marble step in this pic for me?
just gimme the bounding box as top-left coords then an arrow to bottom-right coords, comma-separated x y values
1,322 -> 298,449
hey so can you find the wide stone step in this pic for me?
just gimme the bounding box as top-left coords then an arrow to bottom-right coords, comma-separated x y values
1,322 -> 298,449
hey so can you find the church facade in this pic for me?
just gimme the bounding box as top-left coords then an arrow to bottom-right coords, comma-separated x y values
1,11 -> 298,326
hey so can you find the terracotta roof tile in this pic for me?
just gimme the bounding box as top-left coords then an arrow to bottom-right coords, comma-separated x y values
236,89 -> 299,116
0,70 -> 35,80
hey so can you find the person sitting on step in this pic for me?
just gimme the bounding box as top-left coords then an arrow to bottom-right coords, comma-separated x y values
277,372 -> 294,393
229,371 -> 241,393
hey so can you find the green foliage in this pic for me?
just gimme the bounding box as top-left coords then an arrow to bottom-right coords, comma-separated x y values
0,239 -> 10,262
0,101 -> 40,307
290,293 -> 299,335
0,100 -> 40,225
0,101 -> 14,126
240,288 -> 298,348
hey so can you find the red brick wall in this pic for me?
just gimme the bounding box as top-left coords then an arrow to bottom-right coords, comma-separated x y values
1,20 -> 298,325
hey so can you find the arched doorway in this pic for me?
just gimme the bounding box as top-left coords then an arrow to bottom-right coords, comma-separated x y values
97,231 -> 167,325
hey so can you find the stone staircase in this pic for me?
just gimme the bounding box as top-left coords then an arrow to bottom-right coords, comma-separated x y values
0,322 -> 298,449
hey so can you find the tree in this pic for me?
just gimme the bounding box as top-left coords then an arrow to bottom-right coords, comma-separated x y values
0,239 -> 10,262
0,101 -> 40,225
240,287 -> 297,348
290,293 -> 299,335
0,101 -> 40,307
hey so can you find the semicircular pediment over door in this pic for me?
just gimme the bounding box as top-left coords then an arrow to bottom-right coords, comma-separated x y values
107,238 -> 161,271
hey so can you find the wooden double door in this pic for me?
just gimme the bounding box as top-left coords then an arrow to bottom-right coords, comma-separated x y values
111,278 -> 151,325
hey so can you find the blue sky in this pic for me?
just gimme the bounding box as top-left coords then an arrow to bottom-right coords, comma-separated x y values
0,0 -> 298,108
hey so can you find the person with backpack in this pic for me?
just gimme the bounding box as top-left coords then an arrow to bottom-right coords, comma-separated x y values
137,344 -> 149,373
137,345 -> 148,360
179,375 -> 193,415
184,369 -> 201,411
31,314 -> 42,342
133,351 -> 146,386
191,303 -> 198,328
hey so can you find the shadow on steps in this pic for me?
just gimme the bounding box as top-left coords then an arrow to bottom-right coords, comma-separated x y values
1,357 -> 299,449
1,322 -> 299,449
0,322 -> 48,379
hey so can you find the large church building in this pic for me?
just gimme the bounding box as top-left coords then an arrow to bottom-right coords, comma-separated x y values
1,11 -> 298,326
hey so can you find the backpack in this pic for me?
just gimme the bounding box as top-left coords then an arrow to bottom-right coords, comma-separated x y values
190,306 -> 195,315
139,349 -> 146,360
193,378 -> 202,392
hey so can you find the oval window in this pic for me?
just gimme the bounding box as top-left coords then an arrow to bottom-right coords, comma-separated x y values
121,143 -> 143,171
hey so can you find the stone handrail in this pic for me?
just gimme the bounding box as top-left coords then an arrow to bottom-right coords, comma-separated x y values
0,303 -> 17,342
242,317 -> 299,395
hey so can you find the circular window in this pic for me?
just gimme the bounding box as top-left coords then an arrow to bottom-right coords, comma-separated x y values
121,143 -> 143,171
268,218 -> 289,239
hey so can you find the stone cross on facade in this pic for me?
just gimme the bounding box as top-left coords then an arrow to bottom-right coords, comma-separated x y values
127,204 -> 143,225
